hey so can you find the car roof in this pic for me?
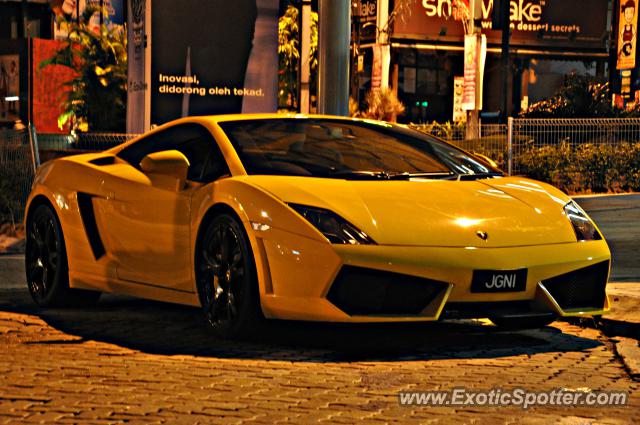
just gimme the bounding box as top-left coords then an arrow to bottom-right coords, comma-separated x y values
106,114 -> 400,154
190,113 -> 380,124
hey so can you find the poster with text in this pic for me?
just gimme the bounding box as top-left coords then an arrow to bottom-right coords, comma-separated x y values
453,76 -> 466,123
0,55 -> 20,122
618,0 -> 638,70
151,0 -> 279,125
462,34 -> 486,111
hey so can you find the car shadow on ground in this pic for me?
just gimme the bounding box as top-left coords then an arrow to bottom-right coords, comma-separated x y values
0,290 -> 603,362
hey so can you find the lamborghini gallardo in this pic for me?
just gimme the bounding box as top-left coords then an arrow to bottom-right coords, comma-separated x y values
24,115 -> 610,338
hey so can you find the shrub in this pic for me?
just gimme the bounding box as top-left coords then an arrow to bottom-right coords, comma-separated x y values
356,88 -> 405,122
514,142 -> 640,194
521,73 -> 640,118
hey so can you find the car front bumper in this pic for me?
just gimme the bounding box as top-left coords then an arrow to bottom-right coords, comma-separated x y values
256,228 -> 610,322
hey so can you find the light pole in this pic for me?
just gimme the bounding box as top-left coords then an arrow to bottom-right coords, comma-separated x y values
318,0 -> 351,116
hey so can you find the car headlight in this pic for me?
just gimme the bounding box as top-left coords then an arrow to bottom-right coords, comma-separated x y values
563,201 -> 602,242
288,203 -> 376,245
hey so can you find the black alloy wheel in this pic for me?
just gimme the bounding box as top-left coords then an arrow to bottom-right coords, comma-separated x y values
26,203 -> 100,307
196,213 -> 261,339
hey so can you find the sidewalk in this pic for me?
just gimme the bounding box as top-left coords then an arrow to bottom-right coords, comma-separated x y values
592,283 -> 640,379
604,283 -> 640,328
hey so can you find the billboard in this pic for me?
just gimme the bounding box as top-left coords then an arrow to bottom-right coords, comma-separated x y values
150,0 -> 279,127
393,0 -> 609,51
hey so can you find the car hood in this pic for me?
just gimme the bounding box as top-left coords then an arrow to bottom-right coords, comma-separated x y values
246,175 -> 577,247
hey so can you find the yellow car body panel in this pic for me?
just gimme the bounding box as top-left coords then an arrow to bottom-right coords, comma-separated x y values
25,114 -> 611,322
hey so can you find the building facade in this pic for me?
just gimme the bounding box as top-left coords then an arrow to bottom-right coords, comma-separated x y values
354,0 -> 616,123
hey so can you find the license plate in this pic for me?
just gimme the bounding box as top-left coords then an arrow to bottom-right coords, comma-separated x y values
471,269 -> 528,293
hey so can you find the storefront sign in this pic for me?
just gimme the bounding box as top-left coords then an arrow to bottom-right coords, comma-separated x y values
353,0 -> 377,41
151,0 -> 279,126
621,69 -> 633,99
393,0 -> 608,51
462,34 -> 486,111
617,0 -> 638,70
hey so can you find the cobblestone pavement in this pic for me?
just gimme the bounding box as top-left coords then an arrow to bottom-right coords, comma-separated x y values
0,289 -> 638,424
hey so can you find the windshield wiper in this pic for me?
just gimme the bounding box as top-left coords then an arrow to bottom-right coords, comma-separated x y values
386,172 -> 456,180
456,172 -> 504,181
327,170 -> 391,180
327,170 -> 456,180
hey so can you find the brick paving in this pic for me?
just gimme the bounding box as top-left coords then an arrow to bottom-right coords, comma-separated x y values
0,289 -> 638,424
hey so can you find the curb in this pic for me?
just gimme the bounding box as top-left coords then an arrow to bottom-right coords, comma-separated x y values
565,287 -> 640,381
613,337 -> 640,380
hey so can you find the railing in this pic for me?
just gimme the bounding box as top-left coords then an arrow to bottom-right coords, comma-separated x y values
3,118 -> 640,227
36,132 -> 139,164
507,118 -> 640,193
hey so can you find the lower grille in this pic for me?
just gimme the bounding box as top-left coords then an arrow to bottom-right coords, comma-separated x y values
327,266 -> 449,316
541,261 -> 609,310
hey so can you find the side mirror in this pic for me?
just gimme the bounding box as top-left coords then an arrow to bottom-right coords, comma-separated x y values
139,150 -> 190,191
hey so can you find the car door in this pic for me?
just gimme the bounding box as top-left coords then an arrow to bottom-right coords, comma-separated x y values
98,123 -> 227,292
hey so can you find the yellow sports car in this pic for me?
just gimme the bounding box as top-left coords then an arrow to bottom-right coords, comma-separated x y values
25,114 -> 610,338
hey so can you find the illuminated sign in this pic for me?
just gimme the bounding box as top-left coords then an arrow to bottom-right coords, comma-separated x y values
394,0 -> 608,51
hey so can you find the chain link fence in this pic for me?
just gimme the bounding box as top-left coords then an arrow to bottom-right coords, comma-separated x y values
0,129 -> 35,225
36,132 -> 138,163
507,118 -> 640,192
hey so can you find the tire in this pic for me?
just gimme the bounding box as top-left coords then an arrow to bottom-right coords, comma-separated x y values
25,203 -> 101,307
196,213 -> 262,339
489,315 -> 557,330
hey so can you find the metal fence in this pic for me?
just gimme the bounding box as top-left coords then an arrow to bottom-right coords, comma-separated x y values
36,132 -> 138,163
410,122 -> 510,170
508,118 -> 640,175
0,129 -> 35,225
415,118 -> 640,179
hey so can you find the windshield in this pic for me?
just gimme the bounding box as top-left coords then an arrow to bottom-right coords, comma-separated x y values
219,118 -> 502,179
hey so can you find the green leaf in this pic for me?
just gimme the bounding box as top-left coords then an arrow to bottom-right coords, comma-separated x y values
57,111 -> 74,130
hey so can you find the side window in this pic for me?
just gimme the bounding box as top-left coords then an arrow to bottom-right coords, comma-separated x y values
117,124 -> 230,183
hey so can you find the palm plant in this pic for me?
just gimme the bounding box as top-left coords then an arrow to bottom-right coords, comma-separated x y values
278,4 -> 318,110
41,6 -> 127,132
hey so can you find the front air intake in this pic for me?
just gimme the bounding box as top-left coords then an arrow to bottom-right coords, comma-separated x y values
540,261 -> 609,311
327,266 -> 449,316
